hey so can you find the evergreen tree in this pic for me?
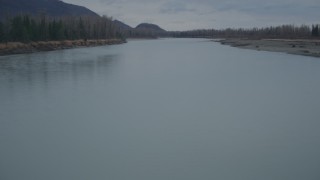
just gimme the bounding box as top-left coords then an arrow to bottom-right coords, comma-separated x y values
10,16 -> 24,41
0,22 -> 4,42
312,25 -> 319,37
29,19 -> 38,41
39,16 -> 47,40
78,17 -> 86,39
56,20 -> 65,40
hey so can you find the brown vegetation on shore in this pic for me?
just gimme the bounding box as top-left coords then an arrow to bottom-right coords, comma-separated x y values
0,39 -> 125,56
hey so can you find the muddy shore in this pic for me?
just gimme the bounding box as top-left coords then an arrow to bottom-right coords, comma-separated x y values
216,39 -> 320,58
0,39 -> 126,56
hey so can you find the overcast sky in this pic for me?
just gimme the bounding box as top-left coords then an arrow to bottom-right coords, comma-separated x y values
63,0 -> 320,31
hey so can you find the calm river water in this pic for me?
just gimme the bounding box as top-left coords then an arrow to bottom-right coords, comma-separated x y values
1,38 -> 320,180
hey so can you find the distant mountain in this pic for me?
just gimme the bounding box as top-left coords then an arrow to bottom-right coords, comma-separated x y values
135,23 -> 166,32
0,0 -> 99,18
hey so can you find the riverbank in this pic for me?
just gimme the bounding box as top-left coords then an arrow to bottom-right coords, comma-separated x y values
0,39 -> 126,56
216,39 -> 320,57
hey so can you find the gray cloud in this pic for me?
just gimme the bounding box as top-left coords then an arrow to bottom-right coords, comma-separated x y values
159,2 -> 196,14
63,0 -> 320,30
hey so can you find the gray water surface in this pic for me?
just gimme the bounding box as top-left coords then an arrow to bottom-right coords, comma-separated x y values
1,38 -> 320,180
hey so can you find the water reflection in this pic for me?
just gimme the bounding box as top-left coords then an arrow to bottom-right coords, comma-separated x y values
0,48 -> 120,94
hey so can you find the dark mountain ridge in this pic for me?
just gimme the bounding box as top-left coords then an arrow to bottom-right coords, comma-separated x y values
0,0 -> 99,18
113,20 -> 133,30
135,23 -> 166,32
113,21 -> 166,32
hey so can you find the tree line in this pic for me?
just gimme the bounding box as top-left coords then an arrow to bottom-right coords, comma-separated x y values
1,15 -> 319,43
170,24 -> 320,39
0,14 -> 123,43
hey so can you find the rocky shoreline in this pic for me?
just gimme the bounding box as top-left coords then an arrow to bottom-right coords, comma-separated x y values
216,39 -> 320,58
0,39 -> 126,56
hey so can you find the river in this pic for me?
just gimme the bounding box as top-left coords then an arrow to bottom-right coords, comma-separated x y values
1,38 -> 320,180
